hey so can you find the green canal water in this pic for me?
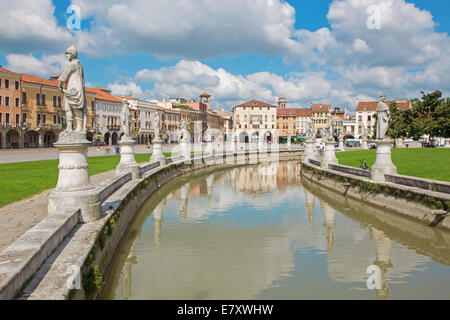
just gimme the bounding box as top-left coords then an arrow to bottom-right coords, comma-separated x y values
100,161 -> 450,300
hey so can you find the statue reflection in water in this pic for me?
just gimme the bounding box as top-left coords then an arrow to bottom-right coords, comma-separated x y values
321,200 -> 336,257
121,240 -> 137,300
304,189 -> 315,230
370,226 -> 393,300
153,201 -> 165,248
179,183 -> 190,221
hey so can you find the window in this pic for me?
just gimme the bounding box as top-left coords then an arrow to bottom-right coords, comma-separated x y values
53,96 -> 57,108
22,92 -> 27,104
6,113 -> 10,125
42,94 -> 46,106
53,115 -> 57,124
16,114 -> 20,126
368,115 -> 371,121
91,101 -> 95,112
22,113 -> 27,124
15,81 -> 19,90
0,96 -> 2,105
5,97 -> 9,106
58,96 -> 62,107
0,79 -> 2,88
4,79 -> 9,89
36,94 -> 41,106
37,114 -> 41,125
15,98 -> 19,107
43,114 -> 46,124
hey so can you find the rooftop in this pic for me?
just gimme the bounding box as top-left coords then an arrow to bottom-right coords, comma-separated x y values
234,99 -> 277,110
356,100 -> 412,112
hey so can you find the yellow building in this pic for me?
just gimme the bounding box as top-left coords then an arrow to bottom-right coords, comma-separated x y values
21,74 -> 96,147
311,104 -> 330,135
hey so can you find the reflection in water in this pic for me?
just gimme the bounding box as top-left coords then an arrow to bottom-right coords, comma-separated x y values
370,227 -> 393,300
100,162 -> 450,300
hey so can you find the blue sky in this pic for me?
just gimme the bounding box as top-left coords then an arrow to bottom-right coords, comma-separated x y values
1,0 -> 449,112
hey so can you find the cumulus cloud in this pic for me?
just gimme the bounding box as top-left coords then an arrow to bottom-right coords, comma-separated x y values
113,60 -> 357,109
5,54 -> 67,78
0,0 -> 72,53
107,81 -> 144,97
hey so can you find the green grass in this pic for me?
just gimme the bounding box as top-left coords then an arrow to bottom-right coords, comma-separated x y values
0,153 -> 172,208
336,148 -> 450,182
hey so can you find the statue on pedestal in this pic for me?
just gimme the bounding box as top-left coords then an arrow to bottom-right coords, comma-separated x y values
376,96 -> 390,140
306,122 -> 315,140
120,99 -> 131,138
362,124 -> 368,141
151,112 -> 161,140
180,119 -> 189,142
326,113 -> 334,141
58,45 -> 87,134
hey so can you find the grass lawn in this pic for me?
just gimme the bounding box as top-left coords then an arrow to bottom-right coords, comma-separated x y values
336,148 -> 450,182
0,153 -> 172,208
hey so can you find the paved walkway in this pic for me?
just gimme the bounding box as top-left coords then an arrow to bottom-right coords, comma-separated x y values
0,170 -> 117,252
0,144 -> 180,164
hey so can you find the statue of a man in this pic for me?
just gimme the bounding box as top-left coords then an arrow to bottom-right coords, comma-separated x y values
376,96 -> 390,140
58,45 -> 86,133
326,113 -> 334,139
152,112 -> 161,140
120,99 -> 130,137
204,124 -> 212,142
361,124 -> 368,140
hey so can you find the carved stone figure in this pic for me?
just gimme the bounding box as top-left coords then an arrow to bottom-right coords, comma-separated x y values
58,45 -> 87,133
152,112 -> 161,140
120,99 -> 131,138
326,113 -> 334,140
204,124 -> 212,142
361,124 -> 368,140
306,122 -> 315,140
376,96 -> 390,140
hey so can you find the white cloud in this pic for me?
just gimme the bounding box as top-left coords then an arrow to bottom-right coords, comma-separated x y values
0,0 -> 72,53
5,54 -> 67,78
107,81 -> 144,97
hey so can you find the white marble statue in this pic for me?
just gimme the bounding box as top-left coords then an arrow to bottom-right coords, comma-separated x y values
180,119 -> 189,142
361,124 -> 368,140
307,122 -> 315,140
204,124 -> 212,142
152,112 -> 161,140
58,45 -> 87,133
338,128 -> 344,141
376,96 -> 390,140
326,113 -> 334,140
120,99 -> 131,138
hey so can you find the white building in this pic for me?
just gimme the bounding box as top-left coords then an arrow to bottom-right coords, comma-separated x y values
92,87 -> 123,145
233,99 -> 278,143
127,98 -> 158,144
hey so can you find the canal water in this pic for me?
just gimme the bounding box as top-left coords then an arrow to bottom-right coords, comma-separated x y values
100,161 -> 450,300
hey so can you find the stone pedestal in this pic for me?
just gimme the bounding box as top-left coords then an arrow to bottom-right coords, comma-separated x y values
287,138 -> 291,150
339,140 -> 345,151
150,139 -> 165,164
362,139 -> 368,150
204,141 -> 213,156
48,132 -> 100,223
370,139 -> 397,181
116,137 -> 139,176
180,139 -> 190,161
321,139 -> 338,169
302,139 -> 316,162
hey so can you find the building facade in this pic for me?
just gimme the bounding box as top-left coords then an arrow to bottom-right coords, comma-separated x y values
0,67 -> 22,148
233,99 -> 278,143
92,87 -> 123,145
311,104 -> 331,135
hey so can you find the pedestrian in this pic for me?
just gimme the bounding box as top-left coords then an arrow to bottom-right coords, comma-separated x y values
115,145 -> 119,154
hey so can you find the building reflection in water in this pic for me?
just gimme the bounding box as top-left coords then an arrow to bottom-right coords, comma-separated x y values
100,161 -> 450,300
370,226 -> 393,300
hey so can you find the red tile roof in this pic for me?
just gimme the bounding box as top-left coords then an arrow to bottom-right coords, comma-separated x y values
310,104 -> 330,112
21,73 -> 59,87
200,93 -> 211,97
277,108 -> 312,117
234,99 -> 277,109
90,87 -> 122,103
356,100 -> 412,112
0,66 -> 20,76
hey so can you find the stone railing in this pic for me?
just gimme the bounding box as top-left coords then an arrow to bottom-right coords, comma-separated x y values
309,159 -> 321,167
329,163 -> 371,179
385,174 -> 450,194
